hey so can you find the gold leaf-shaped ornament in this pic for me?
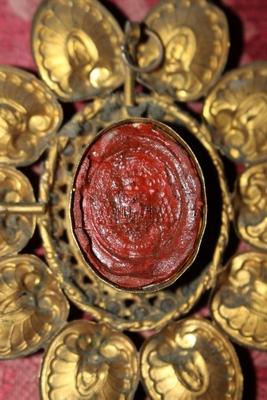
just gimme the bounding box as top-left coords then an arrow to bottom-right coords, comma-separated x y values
0,255 -> 69,359
235,161 -> 267,251
0,166 -> 36,258
0,66 -> 62,166
203,62 -> 267,164
32,0 -> 125,101
41,320 -> 139,400
211,252 -> 267,350
141,318 -> 243,400
137,0 -> 229,101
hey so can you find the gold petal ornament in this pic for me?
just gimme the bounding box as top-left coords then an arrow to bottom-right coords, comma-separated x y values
0,165 -> 36,258
211,252 -> 267,350
32,0 -> 125,101
0,255 -> 69,359
137,0 -> 229,101
203,62 -> 267,164
235,161 -> 267,251
140,318 -> 243,400
0,66 -> 62,166
40,320 -> 139,400
1,0 -> 267,398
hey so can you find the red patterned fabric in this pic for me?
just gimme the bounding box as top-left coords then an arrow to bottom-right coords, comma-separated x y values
0,0 -> 267,399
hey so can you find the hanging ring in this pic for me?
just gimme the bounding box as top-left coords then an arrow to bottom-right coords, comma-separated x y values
121,22 -> 164,73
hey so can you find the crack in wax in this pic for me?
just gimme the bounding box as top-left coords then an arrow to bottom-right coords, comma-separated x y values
71,120 -> 206,290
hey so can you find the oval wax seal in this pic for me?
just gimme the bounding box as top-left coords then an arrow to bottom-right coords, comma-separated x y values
70,119 -> 206,291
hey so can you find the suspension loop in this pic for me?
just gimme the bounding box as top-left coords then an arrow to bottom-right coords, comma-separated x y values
121,21 -> 164,73
121,21 -> 164,107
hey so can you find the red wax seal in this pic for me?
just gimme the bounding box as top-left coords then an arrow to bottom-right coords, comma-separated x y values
71,119 -> 206,291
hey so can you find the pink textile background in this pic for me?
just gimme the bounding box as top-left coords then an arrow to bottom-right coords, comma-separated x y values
0,0 -> 267,399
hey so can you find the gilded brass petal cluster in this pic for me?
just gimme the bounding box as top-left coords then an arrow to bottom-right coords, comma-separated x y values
32,0 -> 125,102
1,0 -> 267,398
0,255 -> 69,359
0,66 -> 68,361
203,62 -> 267,164
138,0 -> 229,101
41,320 -> 139,400
0,66 -> 62,166
0,165 -> 36,257
235,162 -> 267,251
204,60 -> 267,352
211,252 -> 267,350
140,318 -> 243,399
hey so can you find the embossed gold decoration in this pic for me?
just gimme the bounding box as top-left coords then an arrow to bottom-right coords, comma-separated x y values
32,0 -> 125,102
41,320 -> 139,400
235,161 -> 267,251
0,254 -> 69,359
203,62 -> 267,164
140,317 -> 243,400
211,252 -> 267,351
0,66 -> 62,166
138,0 -> 229,101
1,0 -> 267,398
0,165 -> 36,257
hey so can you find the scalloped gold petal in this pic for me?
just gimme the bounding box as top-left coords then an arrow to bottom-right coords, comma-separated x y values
235,161 -> 267,251
40,320 -> 139,400
0,66 -> 62,166
32,0 -> 125,102
211,252 -> 267,350
138,0 -> 229,102
203,62 -> 267,164
141,318 -> 243,400
0,165 -> 36,257
0,254 -> 69,359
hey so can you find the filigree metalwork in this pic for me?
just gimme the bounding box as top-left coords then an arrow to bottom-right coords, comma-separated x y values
41,320 -> 139,400
138,0 -> 229,101
203,62 -> 267,164
0,66 -> 62,166
140,318 -> 243,399
0,254 -> 69,359
211,252 -> 267,350
235,161 -> 267,251
38,92 -> 231,331
32,0 -> 125,101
